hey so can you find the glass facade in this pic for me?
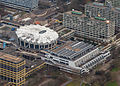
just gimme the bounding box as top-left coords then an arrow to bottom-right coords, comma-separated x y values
0,0 -> 39,11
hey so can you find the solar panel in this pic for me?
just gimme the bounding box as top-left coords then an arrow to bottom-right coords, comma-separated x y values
53,41 -> 96,60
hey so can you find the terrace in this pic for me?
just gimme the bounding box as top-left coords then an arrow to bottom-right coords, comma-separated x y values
0,52 -> 23,63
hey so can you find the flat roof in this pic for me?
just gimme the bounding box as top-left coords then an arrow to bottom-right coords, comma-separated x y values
86,2 -> 107,8
0,26 -> 10,30
0,52 -> 23,63
58,28 -> 74,37
51,41 -> 97,61
87,2 -> 120,13
65,11 -> 112,23
65,11 -> 85,18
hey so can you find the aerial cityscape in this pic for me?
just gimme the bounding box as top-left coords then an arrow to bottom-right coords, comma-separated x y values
0,0 -> 120,86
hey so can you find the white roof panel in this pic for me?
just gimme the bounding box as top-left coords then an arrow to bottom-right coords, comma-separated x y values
16,24 -> 59,44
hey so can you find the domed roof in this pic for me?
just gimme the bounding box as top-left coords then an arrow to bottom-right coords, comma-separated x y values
16,24 -> 59,44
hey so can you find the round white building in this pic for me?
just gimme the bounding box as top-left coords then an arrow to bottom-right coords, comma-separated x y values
16,24 -> 59,50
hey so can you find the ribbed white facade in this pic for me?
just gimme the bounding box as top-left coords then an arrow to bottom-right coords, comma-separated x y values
16,24 -> 59,50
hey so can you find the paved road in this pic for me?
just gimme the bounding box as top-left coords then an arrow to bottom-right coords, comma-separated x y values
39,79 -> 52,86
61,76 -> 72,86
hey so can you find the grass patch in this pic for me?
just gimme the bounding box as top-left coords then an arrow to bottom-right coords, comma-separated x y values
111,67 -> 119,72
82,83 -> 86,86
105,81 -> 118,86
67,80 -> 81,86
82,83 -> 89,86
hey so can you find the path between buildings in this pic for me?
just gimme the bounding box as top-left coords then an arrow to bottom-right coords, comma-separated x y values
39,79 -> 52,86
60,76 -> 72,86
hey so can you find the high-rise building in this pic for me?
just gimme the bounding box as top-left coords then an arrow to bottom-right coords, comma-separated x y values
0,0 -> 39,11
105,0 -> 120,7
0,52 -> 26,86
63,10 -> 115,42
85,2 -> 120,28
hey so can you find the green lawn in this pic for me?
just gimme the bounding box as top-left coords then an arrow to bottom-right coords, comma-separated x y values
67,81 -> 89,86
111,67 -> 119,72
82,83 -> 89,86
67,80 -> 81,86
105,81 -> 118,86
82,83 -> 86,86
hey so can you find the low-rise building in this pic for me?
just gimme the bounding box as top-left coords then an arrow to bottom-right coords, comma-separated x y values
41,41 -> 111,74
58,28 -> 75,39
